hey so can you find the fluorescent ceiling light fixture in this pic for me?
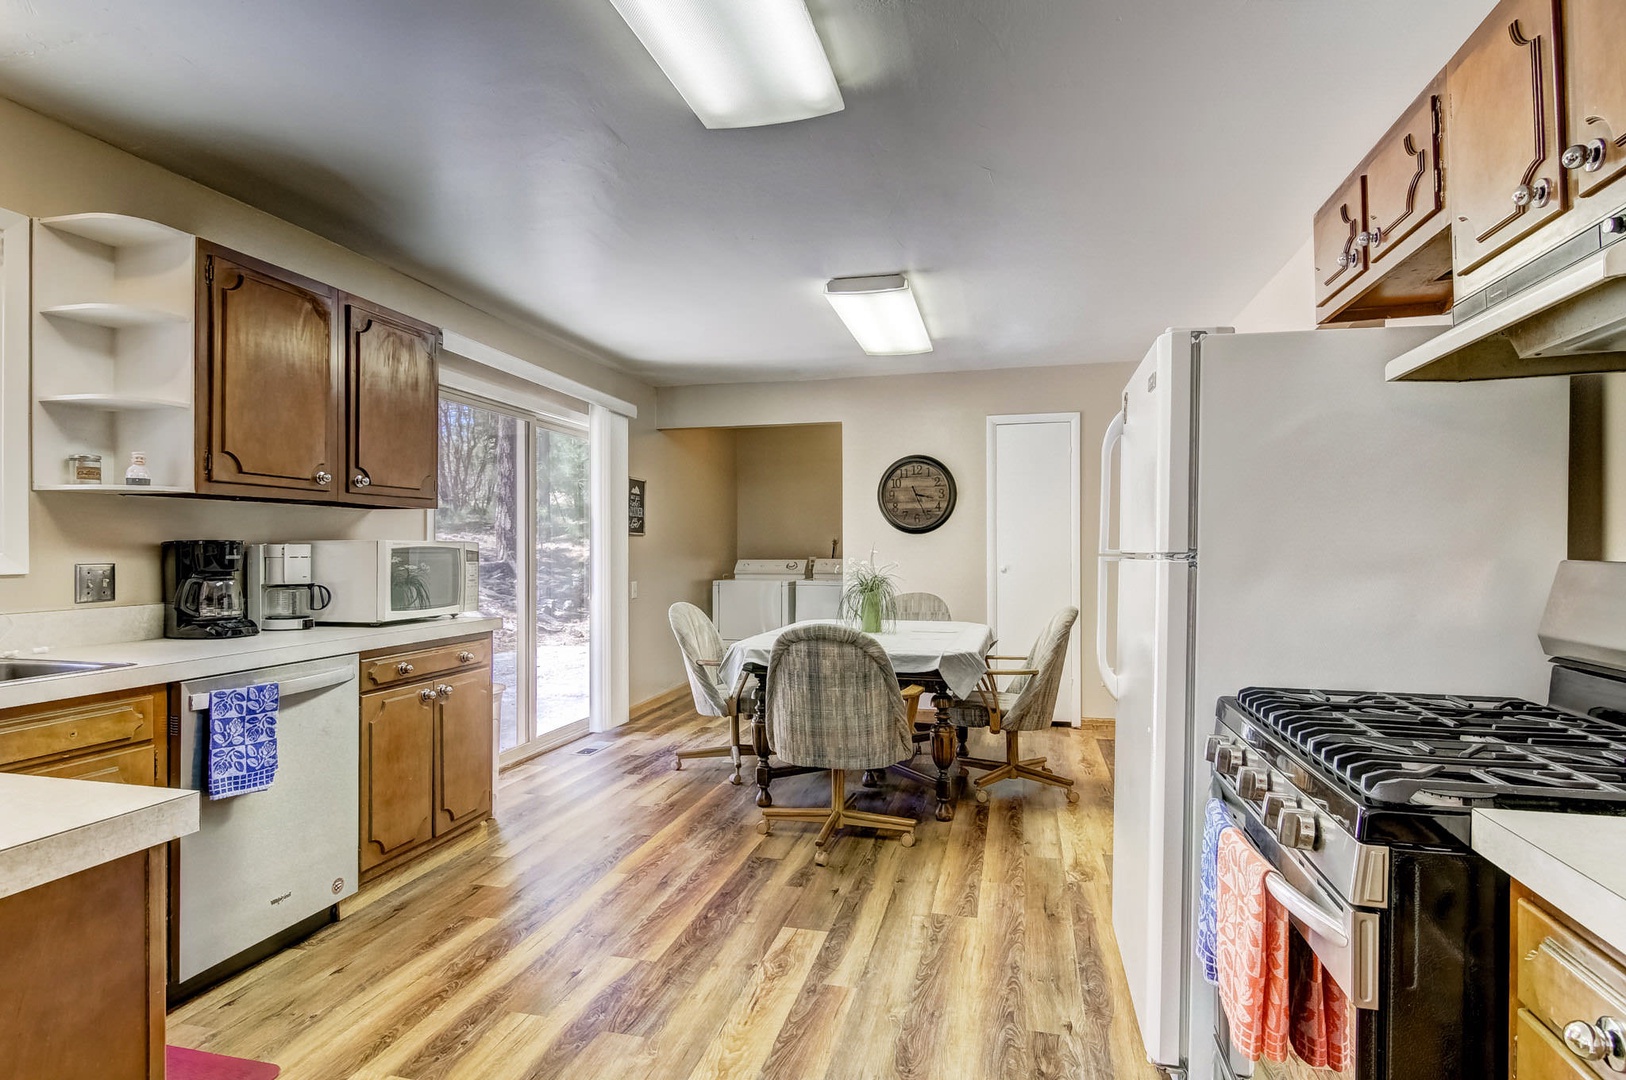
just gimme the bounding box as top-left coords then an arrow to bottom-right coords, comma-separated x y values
607,0 -> 844,129
824,275 -> 933,356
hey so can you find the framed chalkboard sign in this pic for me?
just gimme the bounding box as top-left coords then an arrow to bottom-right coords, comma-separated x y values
628,477 -> 646,536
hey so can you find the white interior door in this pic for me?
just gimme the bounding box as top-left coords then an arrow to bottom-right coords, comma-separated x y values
987,413 -> 1082,725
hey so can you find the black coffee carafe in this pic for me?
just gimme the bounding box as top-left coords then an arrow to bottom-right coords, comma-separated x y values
161,540 -> 260,640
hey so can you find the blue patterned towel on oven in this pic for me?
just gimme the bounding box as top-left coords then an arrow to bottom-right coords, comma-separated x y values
207,682 -> 280,799
1197,797 -> 1232,985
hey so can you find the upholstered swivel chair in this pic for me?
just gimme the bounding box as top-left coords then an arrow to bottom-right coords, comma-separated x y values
891,591 -> 951,621
758,623 -> 921,864
951,606 -> 1080,804
668,602 -> 750,784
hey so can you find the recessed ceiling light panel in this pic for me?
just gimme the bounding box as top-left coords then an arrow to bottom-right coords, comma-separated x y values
607,0 -> 844,129
824,274 -> 933,356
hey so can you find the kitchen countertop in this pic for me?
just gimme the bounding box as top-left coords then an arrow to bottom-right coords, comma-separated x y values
0,615 -> 502,711
1473,808 -> 1626,958
0,773 -> 199,900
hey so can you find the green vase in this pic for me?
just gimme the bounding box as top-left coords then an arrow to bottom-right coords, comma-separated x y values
859,591 -> 883,633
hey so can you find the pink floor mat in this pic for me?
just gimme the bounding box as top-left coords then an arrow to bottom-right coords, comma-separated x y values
165,1046 -> 281,1079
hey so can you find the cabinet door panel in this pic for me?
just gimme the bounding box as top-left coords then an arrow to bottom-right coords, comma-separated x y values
200,245 -> 339,495
1564,0 -> 1626,199
361,685 -> 435,871
345,296 -> 439,506
1366,80 -> 1445,264
1447,0 -> 1565,275
434,669 -> 493,835
1313,173 -> 1367,309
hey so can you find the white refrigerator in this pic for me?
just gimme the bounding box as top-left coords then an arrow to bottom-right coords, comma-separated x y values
1098,327 -> 1569,1079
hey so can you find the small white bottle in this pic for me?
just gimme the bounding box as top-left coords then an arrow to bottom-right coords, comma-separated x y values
124,451 -> 152,487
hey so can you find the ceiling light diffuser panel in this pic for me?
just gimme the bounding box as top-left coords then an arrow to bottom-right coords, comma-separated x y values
607,0 -> 844,129
824,275 -> 933,355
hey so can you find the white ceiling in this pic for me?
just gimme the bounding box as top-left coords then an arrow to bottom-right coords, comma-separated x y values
0,0 -> 1495,386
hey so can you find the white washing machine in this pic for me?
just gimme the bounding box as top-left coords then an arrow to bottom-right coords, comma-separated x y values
791,558 -> 844,622
711,559 -> 807,643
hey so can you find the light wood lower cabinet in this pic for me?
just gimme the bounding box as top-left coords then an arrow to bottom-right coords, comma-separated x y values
1511,883 -> 1626,1078
0,686 -> 165,785
360,634 -> 494,880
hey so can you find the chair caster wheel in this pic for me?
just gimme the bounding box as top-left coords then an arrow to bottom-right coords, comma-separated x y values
899,832 -> 916,848
814,850 -> 829,866
974,788 -> 990,805
757,820 -> 771,835
730,773 -> 744,786
1065,789 -> 1080,805
674,759 -> 683,771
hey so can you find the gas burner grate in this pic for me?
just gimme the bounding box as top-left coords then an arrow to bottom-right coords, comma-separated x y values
1235,687 -> 1626,806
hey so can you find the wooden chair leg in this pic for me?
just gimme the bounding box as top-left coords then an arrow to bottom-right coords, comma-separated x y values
970,731 -> 1079,804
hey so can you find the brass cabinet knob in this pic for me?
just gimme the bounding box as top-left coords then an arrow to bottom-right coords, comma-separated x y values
397,661 -> 414,675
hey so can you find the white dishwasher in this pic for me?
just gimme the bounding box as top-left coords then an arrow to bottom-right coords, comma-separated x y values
172,654 -> 360,996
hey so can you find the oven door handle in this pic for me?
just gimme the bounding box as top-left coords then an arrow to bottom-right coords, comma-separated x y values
1266,872 -> 1348,948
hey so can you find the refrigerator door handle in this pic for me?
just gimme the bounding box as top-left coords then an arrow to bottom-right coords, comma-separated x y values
1096,410 -> 1125,697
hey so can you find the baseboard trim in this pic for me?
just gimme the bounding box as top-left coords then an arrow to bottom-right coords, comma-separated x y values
632,684 -> 690,719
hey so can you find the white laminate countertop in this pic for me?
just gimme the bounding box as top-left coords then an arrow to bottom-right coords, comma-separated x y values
1473,808 -> 1626,958
0,615 -> 502,711
0,773 -> 199,900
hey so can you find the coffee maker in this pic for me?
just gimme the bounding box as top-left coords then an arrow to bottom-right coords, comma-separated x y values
246,543 -> 333,631
161,540 -> 258,639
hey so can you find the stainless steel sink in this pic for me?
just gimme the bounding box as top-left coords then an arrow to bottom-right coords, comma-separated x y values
0,659 -> 134,681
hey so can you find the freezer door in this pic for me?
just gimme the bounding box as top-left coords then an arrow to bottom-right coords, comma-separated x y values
1110,556 -> 1192,1071
1119,331 -> 1201,556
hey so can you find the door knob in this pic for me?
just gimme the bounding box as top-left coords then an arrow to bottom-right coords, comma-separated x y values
397,661 -> 415,675
314,470 -> 332,485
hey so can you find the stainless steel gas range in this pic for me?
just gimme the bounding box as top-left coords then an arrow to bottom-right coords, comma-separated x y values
1207,561 -> 1626,1080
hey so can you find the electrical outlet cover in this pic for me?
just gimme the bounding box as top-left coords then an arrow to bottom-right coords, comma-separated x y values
74,563 -> 115,604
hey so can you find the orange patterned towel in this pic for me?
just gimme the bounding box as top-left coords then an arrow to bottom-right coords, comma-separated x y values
1216,826 -> 1290,1062
1289,930 -> 1351,1070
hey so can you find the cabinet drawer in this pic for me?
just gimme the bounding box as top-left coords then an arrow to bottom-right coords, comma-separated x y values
22,743 -> 158,786
0,689 -> 160,770
1517,1008 -> 1599,1079
363,637 -> 490,689
1517,896 -> 1626,1063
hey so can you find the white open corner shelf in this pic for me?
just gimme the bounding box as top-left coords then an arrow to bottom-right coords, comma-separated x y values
32,213 -> 198,494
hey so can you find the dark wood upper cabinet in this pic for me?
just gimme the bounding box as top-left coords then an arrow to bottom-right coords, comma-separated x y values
1446,0 -> 1566,277
1313,173 -> 1368,311
197,243 -> 340,498
342,295 -> 440,507
1562,0 -> 1626,200
1366,79 -> 1446,267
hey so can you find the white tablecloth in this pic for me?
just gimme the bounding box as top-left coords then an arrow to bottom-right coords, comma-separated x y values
720,620 -> 997,700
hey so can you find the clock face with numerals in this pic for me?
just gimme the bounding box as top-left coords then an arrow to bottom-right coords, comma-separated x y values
878,455 -> 956,534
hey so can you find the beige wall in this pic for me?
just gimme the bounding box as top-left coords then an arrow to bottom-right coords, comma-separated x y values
735,424 -> 841,560
626,426 -> 739,705
0,94 -> 662,618
658,363 -> 1137,721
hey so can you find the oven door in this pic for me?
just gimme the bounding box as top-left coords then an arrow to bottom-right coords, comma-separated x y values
1211,784 -> 1380,1080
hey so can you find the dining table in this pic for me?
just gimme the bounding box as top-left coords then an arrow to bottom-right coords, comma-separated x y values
719,619 -> 998,822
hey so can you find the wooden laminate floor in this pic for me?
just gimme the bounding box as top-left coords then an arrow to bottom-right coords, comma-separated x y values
169,692 -> 1167,1080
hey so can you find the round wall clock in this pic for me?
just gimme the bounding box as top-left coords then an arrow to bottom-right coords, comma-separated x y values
877,455 -> 956,534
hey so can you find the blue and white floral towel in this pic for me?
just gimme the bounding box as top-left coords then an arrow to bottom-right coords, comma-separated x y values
1197,797 -> 1233,985
207,682 -> 280,799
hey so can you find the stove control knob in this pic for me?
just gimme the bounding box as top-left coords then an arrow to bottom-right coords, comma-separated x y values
1237,767 -> 1269,802
1213,745 -> 1242,777
1204,735 -> 1225,763
1276,808 -> 1317,850
1260,792 -> 1293,830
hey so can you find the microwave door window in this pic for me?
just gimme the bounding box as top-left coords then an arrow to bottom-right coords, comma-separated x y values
390,547 -> 462,610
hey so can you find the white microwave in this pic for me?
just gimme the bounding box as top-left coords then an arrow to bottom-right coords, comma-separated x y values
308,540 -> 481,625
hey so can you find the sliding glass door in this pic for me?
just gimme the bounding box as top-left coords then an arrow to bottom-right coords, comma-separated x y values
437,394 -> 591,761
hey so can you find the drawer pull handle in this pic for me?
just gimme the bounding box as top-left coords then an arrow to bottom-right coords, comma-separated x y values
397,662 -> 415,676
1564,1016 -> 1626,1071
458,651 -> 476,663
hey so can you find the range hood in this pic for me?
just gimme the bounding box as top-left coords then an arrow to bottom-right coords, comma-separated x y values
1387,210 -> 1626,381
